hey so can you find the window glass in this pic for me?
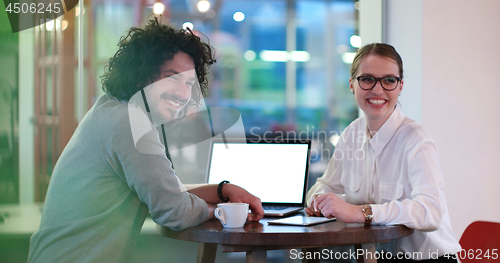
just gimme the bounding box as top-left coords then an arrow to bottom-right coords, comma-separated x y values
163,0 -> 358,143
90,0 -> 359,168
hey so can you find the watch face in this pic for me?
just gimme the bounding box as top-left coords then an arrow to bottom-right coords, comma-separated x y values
364,205 -> 372,215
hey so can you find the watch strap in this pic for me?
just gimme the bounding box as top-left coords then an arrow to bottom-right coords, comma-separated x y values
362,204 -> 373,226
218,180 -> 230,203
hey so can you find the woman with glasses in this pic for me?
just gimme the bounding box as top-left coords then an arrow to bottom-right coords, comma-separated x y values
305,43 -> 461,262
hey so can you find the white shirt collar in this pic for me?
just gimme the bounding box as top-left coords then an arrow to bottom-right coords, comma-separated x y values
369,105 -> 405,157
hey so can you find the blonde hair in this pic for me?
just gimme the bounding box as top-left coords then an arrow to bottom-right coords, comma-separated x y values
350,43 -> 403,79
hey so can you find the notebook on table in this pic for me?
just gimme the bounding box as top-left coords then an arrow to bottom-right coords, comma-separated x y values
206,138 -> 311,217
267,215 -> 336,226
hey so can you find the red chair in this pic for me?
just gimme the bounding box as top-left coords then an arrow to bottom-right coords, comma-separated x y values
459,221 -> 500,262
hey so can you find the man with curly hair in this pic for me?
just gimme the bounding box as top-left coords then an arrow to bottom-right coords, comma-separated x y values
28,18 -> 264,263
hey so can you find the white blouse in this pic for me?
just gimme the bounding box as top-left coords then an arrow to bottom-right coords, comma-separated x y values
307,105 -> 461,258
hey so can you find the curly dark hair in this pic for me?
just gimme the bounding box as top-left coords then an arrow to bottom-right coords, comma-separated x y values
101,17 -> 216,103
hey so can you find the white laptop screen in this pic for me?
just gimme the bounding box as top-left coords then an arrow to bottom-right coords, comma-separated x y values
207,141 -> 310,204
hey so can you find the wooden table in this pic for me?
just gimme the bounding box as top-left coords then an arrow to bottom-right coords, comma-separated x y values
157,216 -> 414,263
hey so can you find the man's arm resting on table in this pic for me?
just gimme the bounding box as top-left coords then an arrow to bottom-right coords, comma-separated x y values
186,183 -> 264,221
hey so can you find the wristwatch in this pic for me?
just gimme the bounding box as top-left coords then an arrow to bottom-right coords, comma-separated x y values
362,204 -> 373,226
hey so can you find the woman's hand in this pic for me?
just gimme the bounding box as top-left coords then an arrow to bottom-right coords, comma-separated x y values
313,193 -> 365,224
305,194 -> 323,217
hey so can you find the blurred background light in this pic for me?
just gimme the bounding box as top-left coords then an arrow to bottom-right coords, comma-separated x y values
153,2 -> 165,15
290,51 -> 310,62
45,20 -> 55,31
61,20 -> 68,31
336,44 -> 348,54
244,50 -> 256,61
354,1 -> 361,10
206,9 -> 216,19
259,50 -> 310,62
260,50 -> 288,62
350,35 -> 361,48
342,52 -> 356,64
75,6 -> 85,16
233,12 -> 245,22
45,19 -> 61,31
182,22 -> 194,30
197,0 -> 210,12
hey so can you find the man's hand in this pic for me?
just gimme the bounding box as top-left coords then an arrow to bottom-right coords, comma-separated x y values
222,183 -> 264,222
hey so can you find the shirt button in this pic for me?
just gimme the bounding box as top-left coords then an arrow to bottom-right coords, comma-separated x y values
369,169 -> 374,173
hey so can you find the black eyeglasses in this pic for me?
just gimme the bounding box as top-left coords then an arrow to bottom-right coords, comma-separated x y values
356,76 -> 402,91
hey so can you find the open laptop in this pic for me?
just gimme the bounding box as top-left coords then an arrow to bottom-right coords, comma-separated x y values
206,138 -> 311,217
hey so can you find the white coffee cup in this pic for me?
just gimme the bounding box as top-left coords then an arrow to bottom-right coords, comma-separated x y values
214,203 -> 249,228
